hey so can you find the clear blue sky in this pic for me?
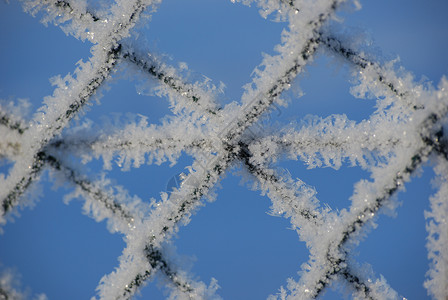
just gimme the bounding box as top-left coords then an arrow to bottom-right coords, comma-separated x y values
1,0 -> 448,299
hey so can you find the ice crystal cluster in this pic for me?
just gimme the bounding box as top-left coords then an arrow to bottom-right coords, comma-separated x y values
0,0 -> 447,299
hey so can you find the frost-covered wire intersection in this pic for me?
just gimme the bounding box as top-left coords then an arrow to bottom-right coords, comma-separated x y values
1,0 -> 447,299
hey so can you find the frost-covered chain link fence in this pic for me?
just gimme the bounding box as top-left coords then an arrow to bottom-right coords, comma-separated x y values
0,0 -> 447,299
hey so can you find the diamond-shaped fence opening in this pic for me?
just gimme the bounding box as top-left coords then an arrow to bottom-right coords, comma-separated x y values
0,0 -> 448,299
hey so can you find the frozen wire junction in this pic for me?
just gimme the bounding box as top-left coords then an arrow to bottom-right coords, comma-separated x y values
0,0 -> 447,299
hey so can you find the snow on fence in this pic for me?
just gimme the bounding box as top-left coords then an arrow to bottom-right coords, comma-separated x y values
0,0 -> 447,299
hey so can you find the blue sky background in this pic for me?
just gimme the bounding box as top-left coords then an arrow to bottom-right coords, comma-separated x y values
1,0 -> 448,299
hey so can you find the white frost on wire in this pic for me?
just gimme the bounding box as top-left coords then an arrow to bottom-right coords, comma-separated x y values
0,268 -> 48,300
1,0 -> 447,299
425,156 -> 448,300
